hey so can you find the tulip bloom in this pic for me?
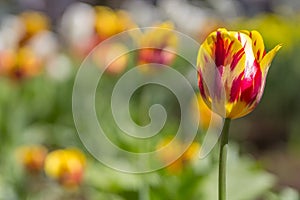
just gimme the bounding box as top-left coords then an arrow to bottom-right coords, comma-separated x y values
16,145 -> 48,173
197,28 -> 281,119
138,22 -> 178,67
20,11 -> 50,43
44,149 -> 86,187
157,138 -> 200,173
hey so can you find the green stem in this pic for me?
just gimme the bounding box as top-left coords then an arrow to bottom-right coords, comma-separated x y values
218,118 -> 231,200
139,181 -> 150,200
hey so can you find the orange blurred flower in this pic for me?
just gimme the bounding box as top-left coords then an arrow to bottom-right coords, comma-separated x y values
0,47 -> 42,80
16,145 -> 48,173
44,148 -> 86,187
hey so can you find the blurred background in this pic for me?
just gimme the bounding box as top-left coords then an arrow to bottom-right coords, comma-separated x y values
0,0 -> 300,199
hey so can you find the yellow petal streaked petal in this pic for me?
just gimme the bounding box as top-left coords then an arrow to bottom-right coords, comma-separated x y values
241,30 -> 265,62
226,101 -> 254,119
260,44 -> 282,75
229,31 -> 256,80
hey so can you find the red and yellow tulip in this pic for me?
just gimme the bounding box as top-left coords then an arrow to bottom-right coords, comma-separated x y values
197,28 -> 281,119
44,148 -> 86,187
138,22 -> 178,68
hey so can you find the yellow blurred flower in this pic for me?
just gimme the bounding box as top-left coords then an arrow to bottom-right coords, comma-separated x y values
157,138 -> 200,174
65,5 -> 136,58
16,145 -> 48,173
19,11 -> 50,43
16,46 -> 42,77
44,148 -> 86,187
138,22 -> 178,69
95,6 -> 136,41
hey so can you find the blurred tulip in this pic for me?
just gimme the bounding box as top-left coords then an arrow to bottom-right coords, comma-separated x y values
138,22 -> 178,71
44,149 -> 86,187
0,46 -> 42,80
19,11 -> 50,43
0,12 -> 58,80
94,6 -> 132,41
93,43 -> 129,75
46,54 -> 72,81
197,28 -> 281,119
94,6 -> 136,42
157,138 -> 200,173
60,2 -> 95,54
16,145 -> 48,173
28,31 -> 58,61
0,15 -> 24,50
61,3 -> 136,58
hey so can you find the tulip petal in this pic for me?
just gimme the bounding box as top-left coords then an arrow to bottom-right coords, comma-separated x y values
198,29 -> 247,88
260,44 -> 282,75
226,101 -> 251,119
241,30 -> 266,62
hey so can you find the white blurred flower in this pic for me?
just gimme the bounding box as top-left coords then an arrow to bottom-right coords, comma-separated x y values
60,2 -> 95,46
0,15 -> 25,50
28,31 -> 59,60
46,54 -> 72,81
122,0 -> 164,26
158,0 -> 212,34
208,0 -> 242,18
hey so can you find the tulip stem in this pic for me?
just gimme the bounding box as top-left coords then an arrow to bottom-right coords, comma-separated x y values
219,118 -> 231,200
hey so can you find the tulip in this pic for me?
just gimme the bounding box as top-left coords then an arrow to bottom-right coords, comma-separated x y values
62,4 -> 136,58
1,47 -> 42,80
16,145 -> 48,173
157,138 -> 200,174
95,7 -> 136,41
197,28 -> 281,119
138,22 -> 178,69
44,148 -> 86,187
92,43 -> 129,75
19,11 -> 50,43
197,28 -> 281,200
